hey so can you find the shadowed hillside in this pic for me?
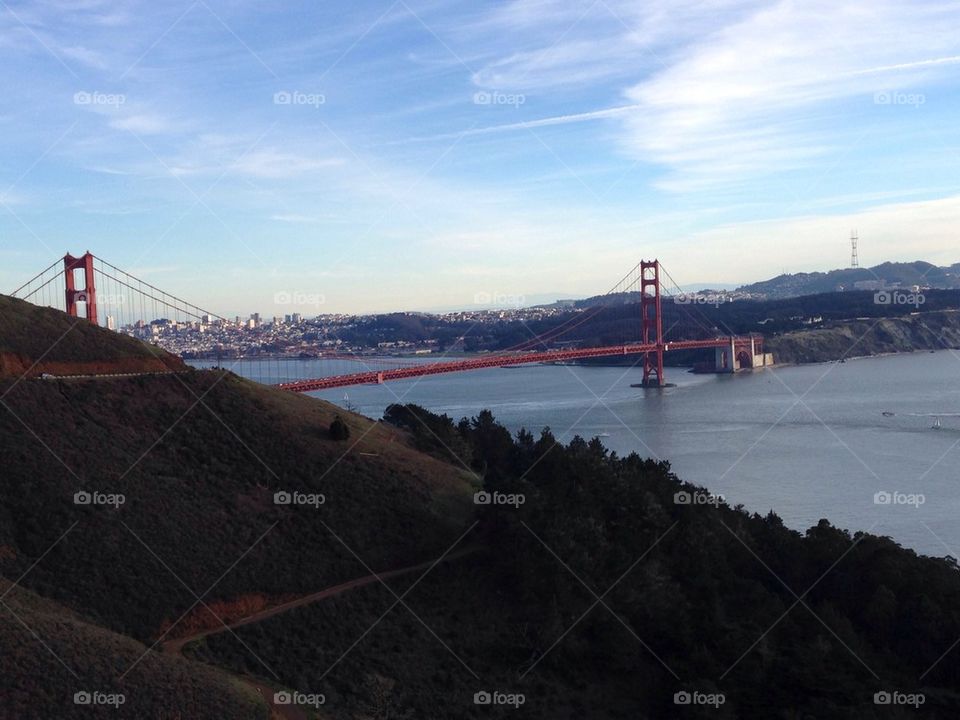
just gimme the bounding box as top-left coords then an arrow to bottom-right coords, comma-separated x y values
190,406 -> 960,719
6,299 -> 960,719
0,294 -> 184,377
0,297 -> 477,717
0,579 -> 265,719
0,370 -> 476,640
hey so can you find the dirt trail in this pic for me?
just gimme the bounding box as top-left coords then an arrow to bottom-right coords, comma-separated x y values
162,546 -> 479,719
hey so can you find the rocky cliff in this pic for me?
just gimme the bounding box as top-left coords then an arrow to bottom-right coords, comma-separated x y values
766,309 -> 960,364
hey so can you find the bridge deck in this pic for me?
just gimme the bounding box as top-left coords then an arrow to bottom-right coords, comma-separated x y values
277,337 -> 761,393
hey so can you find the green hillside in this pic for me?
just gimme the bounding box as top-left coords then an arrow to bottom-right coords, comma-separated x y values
0,297 -> 477,717
0,294 -> 184,377
0,578 -> 265,719
190,411 -> 960,719
737,260 -> 960,299
0,369 -> 475,640
6,297 -> 960,719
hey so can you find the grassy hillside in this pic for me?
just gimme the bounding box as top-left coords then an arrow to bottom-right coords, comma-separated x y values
737,260 -> 960,299
0,578 -> 266,719
0,370 -> 475,642
187,407 -> 960,719
0,299 -> 478,718
8,299 -> 960,718
0,294 -> 184,377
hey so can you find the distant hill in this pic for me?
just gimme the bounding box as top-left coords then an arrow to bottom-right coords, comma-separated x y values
736,260 -> 960,299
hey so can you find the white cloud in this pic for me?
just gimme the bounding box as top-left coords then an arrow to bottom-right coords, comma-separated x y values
619,0 -> 960,188
109,113 -> 173,135
60,45 -> 108,69
270,213 -> 333,223
454,0 -> 960,194
230,150 -> 344,179
472,40 -> 637,90
466,0 -> 758,90
673,193 -> 960,284
85,165 -> 132,176
0,190 -> 28,206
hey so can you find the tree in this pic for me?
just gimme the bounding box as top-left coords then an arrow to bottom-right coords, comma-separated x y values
329,416 -> 350,441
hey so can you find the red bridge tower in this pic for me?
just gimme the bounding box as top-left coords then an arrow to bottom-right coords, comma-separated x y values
640,260 -> 664,387
64,252 -> 98,324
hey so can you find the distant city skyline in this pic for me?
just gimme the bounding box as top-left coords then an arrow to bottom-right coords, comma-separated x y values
2,1 -> 960,315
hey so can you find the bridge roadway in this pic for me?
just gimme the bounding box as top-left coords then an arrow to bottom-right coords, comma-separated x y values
277,336 -> 761,393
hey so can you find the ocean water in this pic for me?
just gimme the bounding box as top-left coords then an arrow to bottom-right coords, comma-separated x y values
191,351 -> 960,556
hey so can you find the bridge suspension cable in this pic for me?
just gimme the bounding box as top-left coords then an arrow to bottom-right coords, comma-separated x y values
657,261 -> 740,340
500,261 -> 644,353
9,258 -> 62,298
94,257 -> 225,324
11,253 -> 764,391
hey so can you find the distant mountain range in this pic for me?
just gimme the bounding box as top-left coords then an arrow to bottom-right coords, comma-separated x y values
735,260 -> 960,299
532,261 -> 960,310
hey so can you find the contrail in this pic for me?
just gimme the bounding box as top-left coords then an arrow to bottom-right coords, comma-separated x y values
390,103 -> 643,144
849,54 -> 960,76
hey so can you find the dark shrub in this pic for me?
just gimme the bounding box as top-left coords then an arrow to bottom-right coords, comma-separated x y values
329,416 -> 350,441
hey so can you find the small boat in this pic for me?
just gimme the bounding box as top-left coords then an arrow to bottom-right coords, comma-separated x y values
597,432 -> 611,438
882,411 -> 895,417
933,417 -> 942,430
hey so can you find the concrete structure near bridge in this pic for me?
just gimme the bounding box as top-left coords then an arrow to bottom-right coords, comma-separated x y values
714,336 -> 774,372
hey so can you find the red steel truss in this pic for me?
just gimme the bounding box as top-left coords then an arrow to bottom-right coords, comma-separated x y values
278,336 -> 763,393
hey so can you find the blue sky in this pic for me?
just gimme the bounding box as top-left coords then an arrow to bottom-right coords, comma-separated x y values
2,0 -> 960,315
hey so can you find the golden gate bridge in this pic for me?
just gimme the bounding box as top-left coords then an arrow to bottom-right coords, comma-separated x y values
10,252 -> 767,390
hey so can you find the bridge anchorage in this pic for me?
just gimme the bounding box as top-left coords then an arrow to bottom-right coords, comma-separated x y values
11,254 -> 770,391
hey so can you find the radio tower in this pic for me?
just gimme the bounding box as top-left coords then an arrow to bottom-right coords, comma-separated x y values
850,230 -> 859,268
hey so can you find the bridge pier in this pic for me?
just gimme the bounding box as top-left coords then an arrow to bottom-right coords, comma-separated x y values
714,336 -> 771,372
715,343 -> 734,373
